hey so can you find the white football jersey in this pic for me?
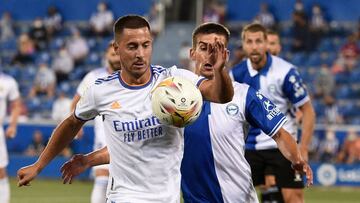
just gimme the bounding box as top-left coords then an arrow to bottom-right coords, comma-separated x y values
0,73 -> 20,124
181,82 -> 286,203
77,67 -> 110,150
75,65 -> 204,202
231,53 -> 309,150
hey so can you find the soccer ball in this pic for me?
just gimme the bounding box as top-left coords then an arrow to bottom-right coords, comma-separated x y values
151,76 -> 203,127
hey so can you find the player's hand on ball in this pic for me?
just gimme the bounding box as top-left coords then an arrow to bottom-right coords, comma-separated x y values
60,154 -> 89,184
292,160 -> 313,187
17,164 -> 40,187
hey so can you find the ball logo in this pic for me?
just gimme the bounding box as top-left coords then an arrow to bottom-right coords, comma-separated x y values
226,103 -> 239,116
181,98 -> 186,103
317,164 -> 337,186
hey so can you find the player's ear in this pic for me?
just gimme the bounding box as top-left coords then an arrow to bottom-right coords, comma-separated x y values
113,41 -> 120,55
190,48 -> 195,61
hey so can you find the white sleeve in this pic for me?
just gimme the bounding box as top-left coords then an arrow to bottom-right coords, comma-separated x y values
74,84 -> 99,121
77,72 -> 95,96
8,78 -> 20,101
169,66 -> 206,87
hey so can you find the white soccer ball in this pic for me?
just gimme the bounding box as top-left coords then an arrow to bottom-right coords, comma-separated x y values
151,76 -> 203,127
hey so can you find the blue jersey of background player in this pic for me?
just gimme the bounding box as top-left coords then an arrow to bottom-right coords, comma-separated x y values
230,23 -> 316,203
181,22 -> 312,203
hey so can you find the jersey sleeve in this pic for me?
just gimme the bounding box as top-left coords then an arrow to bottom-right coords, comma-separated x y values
8,77 -> 20,101
245,87 -> 287,137
282,68 -> 310,108
169,66 -> 206,87
77,72 -> 94,96
74,84 -> 99,121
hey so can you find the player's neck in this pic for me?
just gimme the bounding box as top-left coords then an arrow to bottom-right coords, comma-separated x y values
251,54 -> 267,71
120,70 -> 151,86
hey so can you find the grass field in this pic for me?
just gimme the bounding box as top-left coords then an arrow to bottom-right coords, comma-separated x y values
9,178 -> 360,203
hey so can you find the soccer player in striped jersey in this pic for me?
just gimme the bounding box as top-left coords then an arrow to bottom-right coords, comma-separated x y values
59,22 -> 313,203
71,41 -> 120,203
0,71 -> 21,203
231,23 -> 316,203
17,15 -> 233,203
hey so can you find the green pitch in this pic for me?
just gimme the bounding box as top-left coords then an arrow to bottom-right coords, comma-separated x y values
10,178 -> 360,203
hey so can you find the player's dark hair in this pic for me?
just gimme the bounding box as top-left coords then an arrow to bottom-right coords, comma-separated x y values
113,15 -> 151,40
241,23 -> 267,40
267,29 -> 280,41
192,22 -> 230,48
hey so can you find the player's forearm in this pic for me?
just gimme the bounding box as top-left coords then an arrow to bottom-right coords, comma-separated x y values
84,147 -> 110,167
210,69 -> 234,103
299,101 -> 316,149
9,99 -> 21,127
273,128 -> 303,164
35,114 -> 84,171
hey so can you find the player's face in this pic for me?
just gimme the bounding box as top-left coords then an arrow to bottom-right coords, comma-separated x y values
106,45 -> 121,71
243,31 -> 267,65
114,27 -> 152,80
267,34 -> 281,56
190,33 -> 227,79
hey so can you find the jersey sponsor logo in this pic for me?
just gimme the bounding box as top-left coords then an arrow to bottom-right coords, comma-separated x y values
110,101 -> 121,109
226,103 -> 239,116
263,100 -> 281,120
113,116 -> 164,142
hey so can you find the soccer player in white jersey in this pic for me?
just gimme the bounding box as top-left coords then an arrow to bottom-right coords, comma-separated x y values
231,23 -> 316,203
71,41 -> 121,203
17,15 -> 234,203
59,23 -> 313,203
0,71 -> 21,203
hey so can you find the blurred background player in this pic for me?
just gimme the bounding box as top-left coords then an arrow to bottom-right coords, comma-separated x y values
231,23 -> 316,203
71,40 -> 121,203
0,70 -> 21,203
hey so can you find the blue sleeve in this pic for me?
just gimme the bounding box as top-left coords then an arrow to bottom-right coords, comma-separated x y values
282,68 -> 309,107
245,87 -> 287,137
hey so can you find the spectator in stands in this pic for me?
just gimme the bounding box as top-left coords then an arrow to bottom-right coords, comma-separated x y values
0,11 -> 15,42
89,2 -> 113,37
66,28 -> 89,66
25,130 -> 45,156
323,95 -> 343,124
318,129 -> 339,163
308,134 -> 320,161
28,63 -> 56,99
11,34 -> 35,66
332,33 -> 359,74
254,3 -> 276,30
178,41 -> 192,71
44,6 -> 63,38
291,1 -> 311,52
202,0 -> 226,24
51,46 -> 74,84
28,18 -> 49,51
309,4 -> 328,49
52,90 -> 72,123
145,1 -> 164,39
337,129 -> 360,164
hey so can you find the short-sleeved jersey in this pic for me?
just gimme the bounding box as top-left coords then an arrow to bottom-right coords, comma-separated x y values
0,73 -> 20,124
75,65 -> 205,202
231,53 -> 309,150
181,82 -> 286,203
77,67 -> 110,150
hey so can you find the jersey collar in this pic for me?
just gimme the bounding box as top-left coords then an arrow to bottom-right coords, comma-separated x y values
247,52 -> 273,77
118,66 -> 154,90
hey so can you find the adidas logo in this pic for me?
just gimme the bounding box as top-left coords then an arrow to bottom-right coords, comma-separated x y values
111,101 -> 121,109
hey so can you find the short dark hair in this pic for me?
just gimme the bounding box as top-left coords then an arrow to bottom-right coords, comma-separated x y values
192,22 -> 230,48
266,29 -> 280,42
241,23 -> 267,40
113,15 -> 151,40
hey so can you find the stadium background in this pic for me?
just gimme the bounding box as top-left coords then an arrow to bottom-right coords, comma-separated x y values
0,0 -> 359,202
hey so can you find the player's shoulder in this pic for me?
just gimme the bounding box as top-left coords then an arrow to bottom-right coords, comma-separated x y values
233,81 -> 250,93
94,71 -> 119,85
231,60 -> 247,72
0,72 -> 17,83
271,55 -> 297,74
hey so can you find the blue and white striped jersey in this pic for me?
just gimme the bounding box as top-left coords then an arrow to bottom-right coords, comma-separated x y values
231,53 -> 309,150
75,65 -> 204,203
181,82 -> 286,203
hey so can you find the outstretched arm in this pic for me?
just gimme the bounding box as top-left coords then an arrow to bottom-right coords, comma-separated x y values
17,114 -> 85,186
199,40 -> 233,103
61,147 -> 109,184
273,128 -> 313,186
